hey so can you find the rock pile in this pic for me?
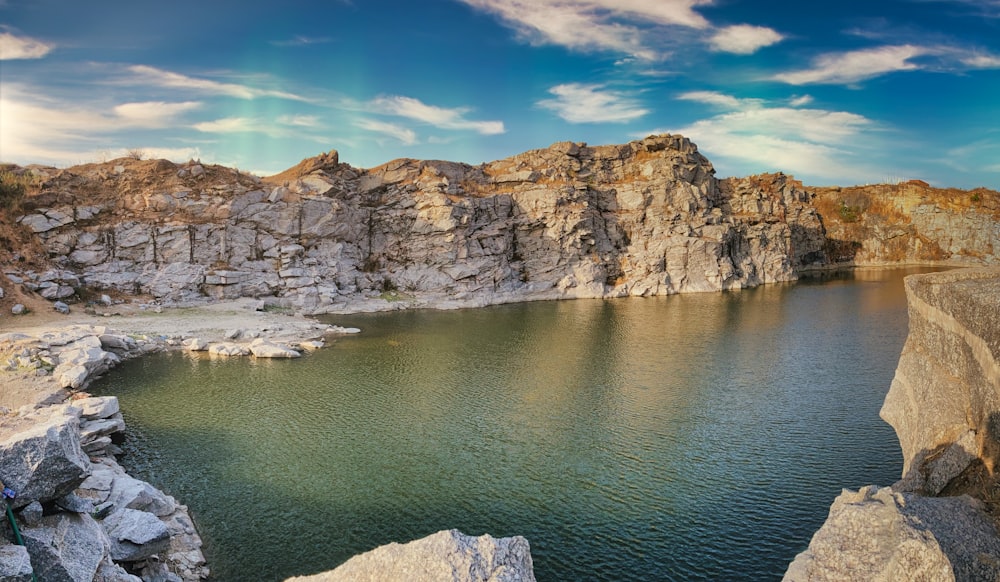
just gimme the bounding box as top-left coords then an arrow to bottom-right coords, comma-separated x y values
0,397 -> 208,581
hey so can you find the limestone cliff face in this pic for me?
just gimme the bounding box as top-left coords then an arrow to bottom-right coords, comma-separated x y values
881,268 -> 1000,492
12,135 -> 826,312
813,182 -> 1000,266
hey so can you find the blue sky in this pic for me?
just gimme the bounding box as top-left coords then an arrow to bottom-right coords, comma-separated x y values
1,0 -> 998,187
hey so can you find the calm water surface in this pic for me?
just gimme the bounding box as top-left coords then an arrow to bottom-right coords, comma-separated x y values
90,268 -> 938,581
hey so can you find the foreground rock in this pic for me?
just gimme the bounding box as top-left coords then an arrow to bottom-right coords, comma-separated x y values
285,529 -> 535,582
786,268 -> 1000,581
784,486 -> 1000,581
0,397 -> 208,581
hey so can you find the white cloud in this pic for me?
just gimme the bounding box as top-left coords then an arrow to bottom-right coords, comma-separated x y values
709,24 -> 783,54
959,52 -> 1000,68
371,95 -> 504,134
789,95 -> 814,107
0,30 -> 54,60
676,91 -> 745,109
456,0 -> 711,60
538,83 -> 649,123
355,119 -> 418,145
773,45 -> 927,85
270,35 -> 334,47
277,114 -> 322,127
126,65 -> 311,102
646,91 -> 886,183
113,101 -> 202,127
0,86 -> 207,166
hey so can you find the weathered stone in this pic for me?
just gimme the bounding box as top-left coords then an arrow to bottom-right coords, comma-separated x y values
53,301 -> 70,314
74,396 -> 120,420
19,501 -> 44,527
106,473 -> 177,518
21,513 -> 109,582
55,492 -> 96,514
285,529 -> 535,582
785,486 -> 1000,582
249,339 -> 300,358
0,544 -> 34,582
181,338 -> 208,352
0,408 -> 90,508
11,304 -> 26,315
880,268 -> 1000,492
93,558 -> 142,582
102,508 -> 170,562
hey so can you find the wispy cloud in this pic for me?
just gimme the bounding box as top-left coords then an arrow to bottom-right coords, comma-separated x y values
0,29 -> 54,60
789,95 -> 814,107
193,115 -> 327,140
538,83 -> 649,123
772,45 -> 927,85
113,101 -> 202,127
355,119 -> 418,145
126,65 -> 312,102
456,0 -> 711,60
370,95 -> 505,134
708,24 -> 783,54
648,91 -> 886,183
0,85 -> 203,165
676,90 -> 747,109
270,35 -> 334,47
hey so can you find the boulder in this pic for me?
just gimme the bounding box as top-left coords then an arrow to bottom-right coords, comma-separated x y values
181,338 -> 208,352
0,544 -> 34,582
74,396 -> 121,420
285,529 -> 535,582
0,408 -> 90,508
102,508 -> 171,562
249,339 -> 300,359
785,486 -> 1000,582
93,559 -> 142,582
105,472 -> 177,518
11,304 -> 26,315
21,513 -> 109,582
53,301 -> 71,314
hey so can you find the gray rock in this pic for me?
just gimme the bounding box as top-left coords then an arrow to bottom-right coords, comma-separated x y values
785,486 -> 1000,582
102,508 -> 170,562
285,529 -> 535,582
0,408 -> 90,508
53,301 -> 70,314
74,396 -> 121,420
106,473 -> 177,518
93,558 -> 142,582
19,501 -> 44,527
55,492 -> 95,514
21,513 -> 109,582
249,339 -> 300,359
11,304 -> 25,315
0,543 -> 34,582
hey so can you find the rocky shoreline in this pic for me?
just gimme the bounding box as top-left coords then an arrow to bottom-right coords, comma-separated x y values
0,302 -> 363,581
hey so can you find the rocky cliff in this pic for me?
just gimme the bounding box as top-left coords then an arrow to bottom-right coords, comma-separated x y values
786,268 -> 1000,581
4,135 -> 997,314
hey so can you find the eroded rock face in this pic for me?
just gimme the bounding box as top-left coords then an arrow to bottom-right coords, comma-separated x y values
13,136 -> 828,312
784,486 -> 1000,582
285,529 -> 535,582
880,267 -> 1000,491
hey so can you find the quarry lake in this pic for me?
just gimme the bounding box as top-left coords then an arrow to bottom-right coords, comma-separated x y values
89,267 -> 939,581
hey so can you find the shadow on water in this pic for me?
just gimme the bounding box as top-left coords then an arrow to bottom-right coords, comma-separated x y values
90,267 -> 951,581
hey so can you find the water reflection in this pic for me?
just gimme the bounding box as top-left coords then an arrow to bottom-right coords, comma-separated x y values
90,267 -> 944,581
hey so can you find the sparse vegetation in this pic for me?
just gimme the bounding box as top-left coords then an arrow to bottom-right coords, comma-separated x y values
126,147 -> 146,161
0,170 -> 37,212
838,202 -> 861,223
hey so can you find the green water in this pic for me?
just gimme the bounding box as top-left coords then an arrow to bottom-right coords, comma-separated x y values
90,267 -> 935,581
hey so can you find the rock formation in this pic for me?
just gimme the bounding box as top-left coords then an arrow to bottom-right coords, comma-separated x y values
786,268 -> 1000,581
3,135 -> 998,315
0,397 -> 208,581
6,136 -> 830,313
285,529 -> 535,582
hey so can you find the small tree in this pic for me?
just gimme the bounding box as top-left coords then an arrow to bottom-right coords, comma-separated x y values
126,147 -> 146,161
